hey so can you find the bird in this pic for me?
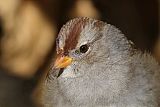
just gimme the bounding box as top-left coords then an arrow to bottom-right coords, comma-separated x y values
41,17 -> 160,107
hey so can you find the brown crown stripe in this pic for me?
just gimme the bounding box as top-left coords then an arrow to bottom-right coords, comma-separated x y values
57,18 -> 90,55
64,19 -> 85,52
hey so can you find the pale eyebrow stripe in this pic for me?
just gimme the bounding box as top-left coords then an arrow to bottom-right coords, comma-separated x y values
90,32 -> 103,44
87,21 -> 108,46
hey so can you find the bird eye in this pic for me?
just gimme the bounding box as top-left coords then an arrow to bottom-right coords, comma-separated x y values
79,44 -> 89,53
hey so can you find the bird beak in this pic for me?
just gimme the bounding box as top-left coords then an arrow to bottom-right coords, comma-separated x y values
54,55 -> 73,69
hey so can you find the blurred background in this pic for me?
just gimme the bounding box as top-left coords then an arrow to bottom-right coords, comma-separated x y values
0,0 -> 159,106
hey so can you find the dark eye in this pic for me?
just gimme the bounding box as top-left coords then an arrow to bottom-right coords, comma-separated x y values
79,44 -> 89,53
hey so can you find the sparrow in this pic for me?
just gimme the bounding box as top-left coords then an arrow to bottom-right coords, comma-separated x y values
42,17 -> 160,107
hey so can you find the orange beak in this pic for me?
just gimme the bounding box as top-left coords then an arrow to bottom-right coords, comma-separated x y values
54,55 -> 73,69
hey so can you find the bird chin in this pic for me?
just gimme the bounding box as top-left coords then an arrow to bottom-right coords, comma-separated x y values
60,66 -> 79,78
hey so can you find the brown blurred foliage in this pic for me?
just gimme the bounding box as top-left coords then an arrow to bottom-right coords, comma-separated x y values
0,0 -> 56,78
